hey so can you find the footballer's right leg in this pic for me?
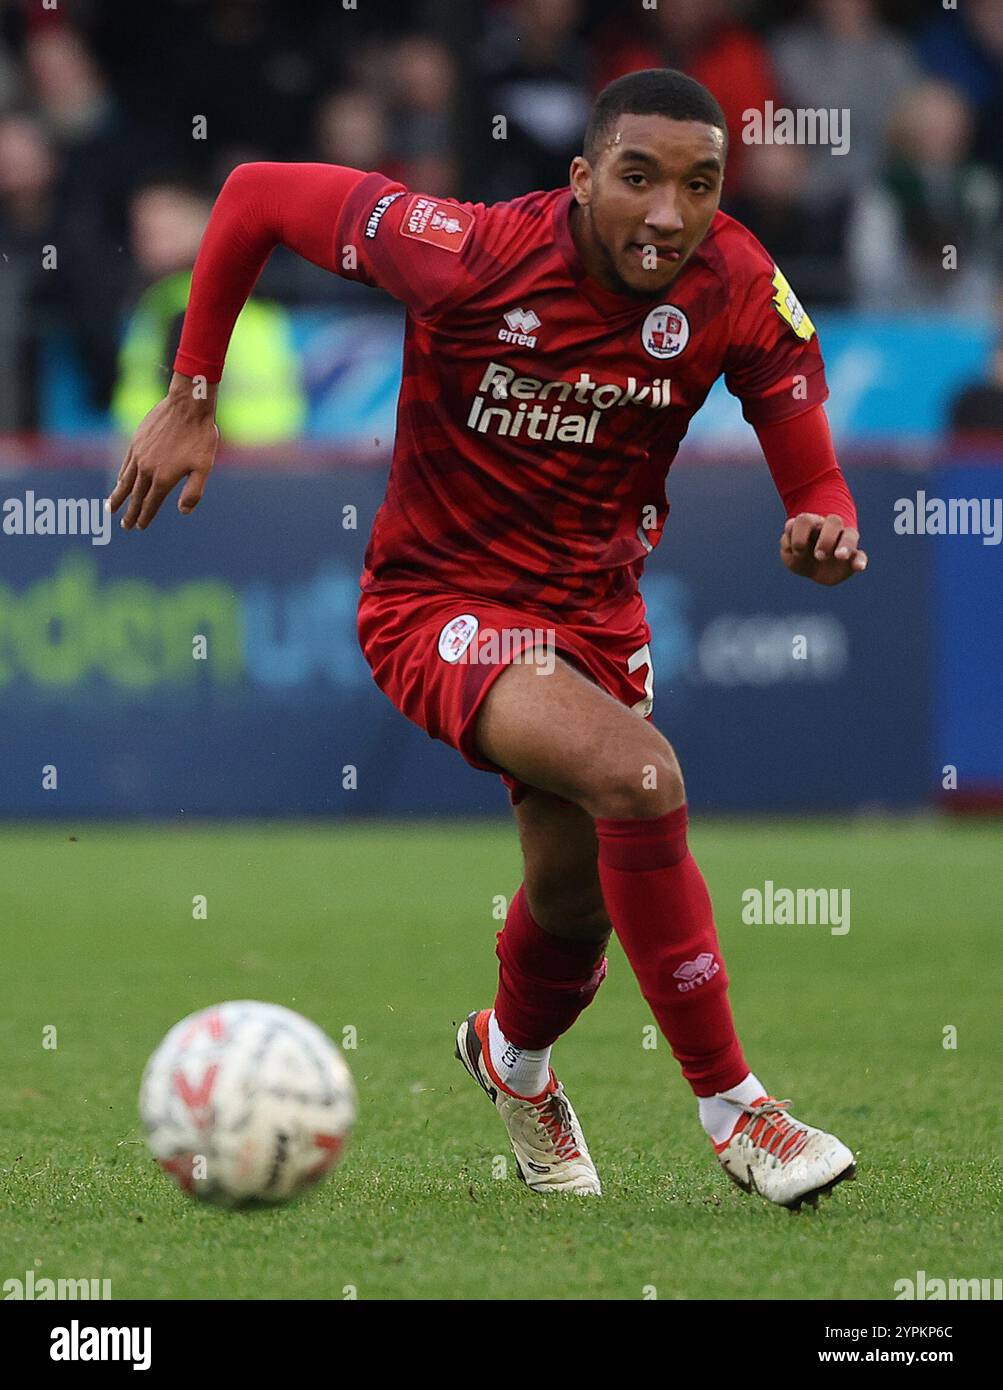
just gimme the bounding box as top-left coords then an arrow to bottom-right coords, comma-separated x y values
492,791 -> 611,1096
456,789 -> 610,1194
473,656 -> 856,1210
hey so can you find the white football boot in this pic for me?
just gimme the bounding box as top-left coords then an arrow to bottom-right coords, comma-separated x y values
713,1093 -> 856,1210
454,1010 -> 601,1195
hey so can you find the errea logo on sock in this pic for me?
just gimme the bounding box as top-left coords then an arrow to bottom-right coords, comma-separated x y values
673,953 -> 720,992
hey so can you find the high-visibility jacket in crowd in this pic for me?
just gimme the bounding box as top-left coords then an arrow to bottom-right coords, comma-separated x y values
112,269 -> 307,443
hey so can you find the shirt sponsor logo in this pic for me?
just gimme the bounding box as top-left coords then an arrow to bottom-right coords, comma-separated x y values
641,304 -> 690,359
771,265 -> 815,341
467,361 -> 672,445
438,613 -> 479,663
400,196 -> 474,253
364,190 -> 404,239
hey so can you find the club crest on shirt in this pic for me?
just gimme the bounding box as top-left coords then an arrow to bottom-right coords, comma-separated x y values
641,304 -> 690,359
400,195 -> 474,253
771,264 -> 816,341
437,613 -> 479,663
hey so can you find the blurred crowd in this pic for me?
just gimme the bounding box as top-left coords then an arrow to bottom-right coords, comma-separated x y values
1,0 -> 1002,433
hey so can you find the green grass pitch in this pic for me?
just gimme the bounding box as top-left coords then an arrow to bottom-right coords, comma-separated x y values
1,816 -> 999,1301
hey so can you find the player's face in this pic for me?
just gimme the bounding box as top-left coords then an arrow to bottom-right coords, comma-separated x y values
570,114 -> 725,297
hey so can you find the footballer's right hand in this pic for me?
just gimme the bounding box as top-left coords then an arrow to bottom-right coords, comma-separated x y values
108,372 -> 220,531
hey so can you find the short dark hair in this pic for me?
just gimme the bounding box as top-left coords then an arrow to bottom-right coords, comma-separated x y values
583,68 -> 728,165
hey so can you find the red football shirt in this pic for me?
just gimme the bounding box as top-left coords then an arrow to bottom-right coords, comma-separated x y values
174,164 -> 843,623
333,176 -> 828,619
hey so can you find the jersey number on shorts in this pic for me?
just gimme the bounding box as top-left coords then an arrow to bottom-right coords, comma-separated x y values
628,643 -> 654,716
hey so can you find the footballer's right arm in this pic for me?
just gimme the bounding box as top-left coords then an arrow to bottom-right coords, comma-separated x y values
109,162 -> 371,530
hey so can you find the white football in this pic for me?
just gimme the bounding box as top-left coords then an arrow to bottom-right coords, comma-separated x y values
140,1000 -> 356,1205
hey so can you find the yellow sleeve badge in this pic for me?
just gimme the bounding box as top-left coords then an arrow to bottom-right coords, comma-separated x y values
771,265 -> 816,341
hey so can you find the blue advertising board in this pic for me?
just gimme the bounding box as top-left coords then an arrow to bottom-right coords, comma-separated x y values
0,450 -> 933,817
927,458 -> 1003,800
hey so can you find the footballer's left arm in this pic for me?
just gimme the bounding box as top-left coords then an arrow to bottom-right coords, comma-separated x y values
755,404 -> 868,587
722,251 -> 866,586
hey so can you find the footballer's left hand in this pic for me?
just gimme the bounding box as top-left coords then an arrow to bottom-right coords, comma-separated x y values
780,513 -> 868,586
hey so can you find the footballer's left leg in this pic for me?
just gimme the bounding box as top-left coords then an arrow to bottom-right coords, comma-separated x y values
456,789 -> 608,1195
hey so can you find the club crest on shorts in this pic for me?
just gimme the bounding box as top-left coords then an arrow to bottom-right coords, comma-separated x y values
438,613 -> 479,663
641,304 -> 689,359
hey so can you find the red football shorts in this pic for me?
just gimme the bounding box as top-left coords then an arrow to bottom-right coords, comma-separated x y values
357,585 -> 653,805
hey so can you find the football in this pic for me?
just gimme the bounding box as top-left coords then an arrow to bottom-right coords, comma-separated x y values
140,1000 -> 356,1206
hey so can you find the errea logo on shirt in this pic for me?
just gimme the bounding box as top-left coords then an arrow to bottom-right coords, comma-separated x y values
499,307 -> 541,348
400,195 -> 474,253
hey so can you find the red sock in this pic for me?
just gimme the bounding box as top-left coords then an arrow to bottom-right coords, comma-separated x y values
595,805 -> 748,1097
494,885 -> 608,1049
